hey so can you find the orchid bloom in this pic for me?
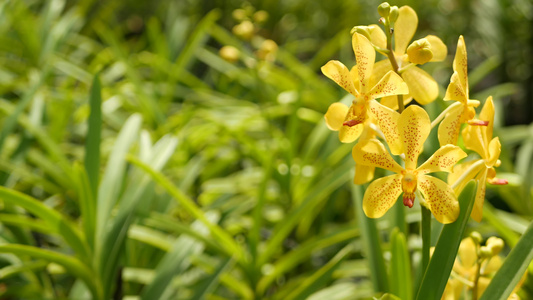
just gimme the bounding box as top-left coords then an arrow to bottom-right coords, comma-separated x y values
322,32 -> 408,143
352,105 -> 466,224
448,97 -> 508,222
366,6 -> 448,108
438,35 -> 488,147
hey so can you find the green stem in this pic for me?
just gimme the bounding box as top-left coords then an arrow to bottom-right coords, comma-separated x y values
384,22 -> 404,113
472,257 -> 483,300
421,206 -> 432,276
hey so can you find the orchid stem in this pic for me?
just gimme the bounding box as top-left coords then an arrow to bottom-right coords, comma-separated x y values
384,23 -> 404,113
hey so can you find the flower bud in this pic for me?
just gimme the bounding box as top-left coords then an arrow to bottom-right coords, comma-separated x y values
407,38 -> 434,65
480,246 -> 492,258
233,21 -> 254,40
389,6 -> 399,23
487,237 -> 504,255
256,39 -> 278,61
378,2 -> 391,18
232,9 -> 247,21
350,26 -> 371,40
254,10 -> 269,23
470,231 -> 482,244
219,45 -> 240,63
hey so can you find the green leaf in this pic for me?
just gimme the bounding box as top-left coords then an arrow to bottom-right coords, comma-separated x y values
352,184 -> 389,292
190,257 -> 233,300
389,228 -> 412,300
415,181 -> 477,300
479,220 -> 533,300
85,73 -> 102,200
0,244 -> 102,299
284,245 -> 353,300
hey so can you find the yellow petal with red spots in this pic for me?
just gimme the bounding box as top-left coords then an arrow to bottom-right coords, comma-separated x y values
471,169 -> 488,222
367,24 -> 387,49
353,164 -> 375,185
380,94 -> 413,110
402,66 -> 439,105
394,6 -> 418,55
321,60 -> 358,96
352,33 -> 376,93
362,174 -> 403,218
452,35 -> 469,96
349,65 -> 361,92
417,174 -> 460,224
338,103 -> 366,143
369,59 -> 392,88
462,123 -> 487,159
368,100 -> 402,155
324,102 -> 349,131
352,138 -> 404,173
339,123 -> 364,143
487,137 -> 502,167
444,71 -> 467,102
369,70 -> 409,100
417,145 -> 467,174
399,105 -> 431,170
438,104 -> 463,147
425,35 -> 447,62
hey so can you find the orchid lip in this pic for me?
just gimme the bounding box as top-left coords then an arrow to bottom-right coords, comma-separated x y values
467,119 -> 489,126
488,178 -> 508,185
343,119 -> 363,127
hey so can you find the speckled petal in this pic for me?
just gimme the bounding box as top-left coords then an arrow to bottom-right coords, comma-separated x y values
399,105 -> 431,169
352,138 -> 404,173
425,35 -> 447,62
471,169 -> 488,222
462,123 -> 487,159
369,70 -> 409,100
394,6 -> 418,55
368,100 -> 402,155
417,145 -> 467,174
349,65 -> 361,92
452,35 -> 469,97
438,104 -> 463,147
367,24 -> 387,49
352,33 -> 376,93
321,60 -> 358,96
369,59 -> 393,88
418,174 -> 460,224
380,95 -> 413,110
353,164 -> 375,184
324,102 -> 349,131
444,71 -> 467,102
402,66 -> 439,105
339,123 -> 364,143
362,174 -> 403,218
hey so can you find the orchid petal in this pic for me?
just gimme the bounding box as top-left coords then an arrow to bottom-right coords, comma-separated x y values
353,164 -> 375,184
452,35 -> 469,96
352,138 -> 404,173
458,237 -> 477,269
444,71 -> 467,102
324,102 -> 349,131
487,137 -> 502,167
369,59 -> 393,88
462,123 -> 487,159
448,159 -> 484,195
362,174 -> 403,218
338,103 -> 366,143
438,104 -> 463,147
479,96 -> 495,146
349,65 -> 361,92
368,100 -> 402,155
380,94 -> 413,110
367,24 -> 387,49
402,66 -> 439,104
352,33 -> 376,92
321,60 -> 359,96
425,35 -> 447,62
369,70 -> 409,100
417,145 -> 467,174
471,169 -> 488,222
418,174 -> 460,224
399,105 -> 431,169
394,6 -> 418,55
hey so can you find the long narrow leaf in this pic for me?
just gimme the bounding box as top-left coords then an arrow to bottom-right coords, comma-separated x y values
390,228 -> 412,300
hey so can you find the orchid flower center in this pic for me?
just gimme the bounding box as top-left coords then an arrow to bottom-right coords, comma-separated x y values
401,170 -> 418,208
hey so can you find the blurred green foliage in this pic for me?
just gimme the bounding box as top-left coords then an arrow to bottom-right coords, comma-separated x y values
0,0 -> 532,299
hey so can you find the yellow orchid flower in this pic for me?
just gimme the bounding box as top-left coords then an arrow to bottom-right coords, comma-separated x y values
367,6 -> 448,108
438,35 -> 488,147
322,32 -> 408,143
448,97 -> 508,222
441,236 -> 524,300
352,105 -> 466,224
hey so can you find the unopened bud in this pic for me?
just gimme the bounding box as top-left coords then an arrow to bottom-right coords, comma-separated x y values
256,39 -> 278,62
232,9 -> 247,21
479,246 -> 492,258
407,38 -> 433,65
378,2 -> 391,18
350,26 -> 371,40
389,6 -> 399,23
487,237 -> 505,255
233,21 -> 254,40
254,10 -> 269,23
470,231 -> 482,244
219,45 -> 240,63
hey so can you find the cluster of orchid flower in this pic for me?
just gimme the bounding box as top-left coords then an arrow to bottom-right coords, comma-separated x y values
322,3 -> 508,224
